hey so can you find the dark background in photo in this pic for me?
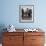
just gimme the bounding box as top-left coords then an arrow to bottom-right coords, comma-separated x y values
22,8 -> 32,20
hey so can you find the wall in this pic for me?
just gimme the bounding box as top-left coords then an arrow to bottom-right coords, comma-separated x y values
0,0 -> 46,43
0,0 -> 46,29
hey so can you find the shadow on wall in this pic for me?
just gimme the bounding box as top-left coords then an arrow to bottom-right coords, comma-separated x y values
0,24 -> 7,43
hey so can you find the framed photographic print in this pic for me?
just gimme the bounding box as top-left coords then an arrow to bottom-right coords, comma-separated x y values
19,5 -> 34,23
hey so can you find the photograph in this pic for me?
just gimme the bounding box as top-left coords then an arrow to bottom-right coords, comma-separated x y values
19,5 -> 34,23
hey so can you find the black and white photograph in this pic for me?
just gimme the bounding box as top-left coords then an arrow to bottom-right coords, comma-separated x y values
19,5 -> 34,23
